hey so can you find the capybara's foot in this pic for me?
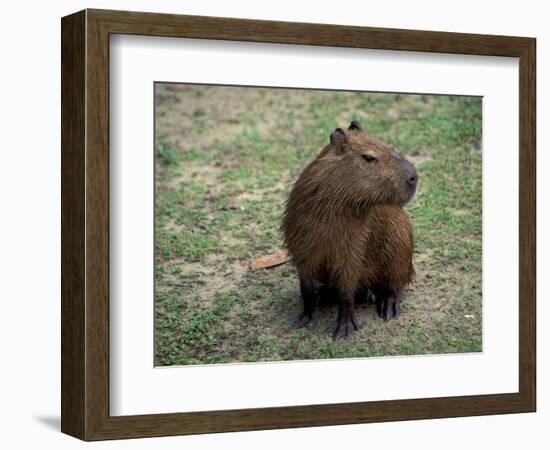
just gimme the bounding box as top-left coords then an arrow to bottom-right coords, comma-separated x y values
291,312 -> 318,329
376,294 -> 401,321
328,312 -> 361,341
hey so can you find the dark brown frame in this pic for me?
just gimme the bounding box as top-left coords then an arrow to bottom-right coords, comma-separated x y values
61,8 -> 536,441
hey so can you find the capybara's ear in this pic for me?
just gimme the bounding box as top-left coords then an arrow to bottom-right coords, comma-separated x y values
330,128 -> 349,152
348,120 -> 363,132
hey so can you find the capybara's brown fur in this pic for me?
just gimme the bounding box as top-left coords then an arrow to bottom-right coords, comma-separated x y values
282,121 -> 417,340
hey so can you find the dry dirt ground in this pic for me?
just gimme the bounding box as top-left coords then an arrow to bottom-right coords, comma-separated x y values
154,83 -> 482,366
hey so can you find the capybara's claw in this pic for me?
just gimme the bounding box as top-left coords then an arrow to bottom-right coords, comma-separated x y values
291,313 -> 317,329
328,315 -> 361,341
377,295 -> 401,321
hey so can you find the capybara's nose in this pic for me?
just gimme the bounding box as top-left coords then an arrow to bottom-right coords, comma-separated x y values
402,160 -> 417,189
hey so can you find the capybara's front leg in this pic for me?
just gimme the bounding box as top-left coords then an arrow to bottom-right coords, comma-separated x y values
292,273 -> 319,329
329,290 -> 361,341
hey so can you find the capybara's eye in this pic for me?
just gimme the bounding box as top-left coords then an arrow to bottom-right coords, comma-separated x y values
362,154 -> 378,163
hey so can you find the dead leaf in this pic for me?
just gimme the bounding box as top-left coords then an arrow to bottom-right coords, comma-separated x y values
250,250 -> 290,269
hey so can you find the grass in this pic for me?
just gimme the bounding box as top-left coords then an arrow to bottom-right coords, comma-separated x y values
154,84 -> 482,365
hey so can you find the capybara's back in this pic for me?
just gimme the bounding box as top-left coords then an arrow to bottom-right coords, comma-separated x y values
282,121 -> 417,340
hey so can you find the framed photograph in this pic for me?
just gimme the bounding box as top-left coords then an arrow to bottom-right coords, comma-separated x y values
61,9 -> 536,441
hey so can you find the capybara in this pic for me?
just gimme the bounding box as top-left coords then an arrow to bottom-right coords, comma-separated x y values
282,121 -> 417,341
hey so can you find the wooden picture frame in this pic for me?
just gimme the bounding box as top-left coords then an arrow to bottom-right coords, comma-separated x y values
61,8 -> 536,441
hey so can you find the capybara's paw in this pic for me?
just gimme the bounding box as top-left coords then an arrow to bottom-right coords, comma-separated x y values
376,295 -> 401,321
291,312 -> 318,329
328,314 -> 361,341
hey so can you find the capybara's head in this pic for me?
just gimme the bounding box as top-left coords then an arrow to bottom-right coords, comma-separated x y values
325,121 -> 418,207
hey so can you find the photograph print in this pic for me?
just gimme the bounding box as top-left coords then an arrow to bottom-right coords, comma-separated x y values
154,83 -> 482,366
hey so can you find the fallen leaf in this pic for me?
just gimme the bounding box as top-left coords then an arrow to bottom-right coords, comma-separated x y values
250,250 -> 290,269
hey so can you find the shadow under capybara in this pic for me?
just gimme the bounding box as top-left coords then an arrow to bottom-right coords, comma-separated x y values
282,121 -> 417,341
